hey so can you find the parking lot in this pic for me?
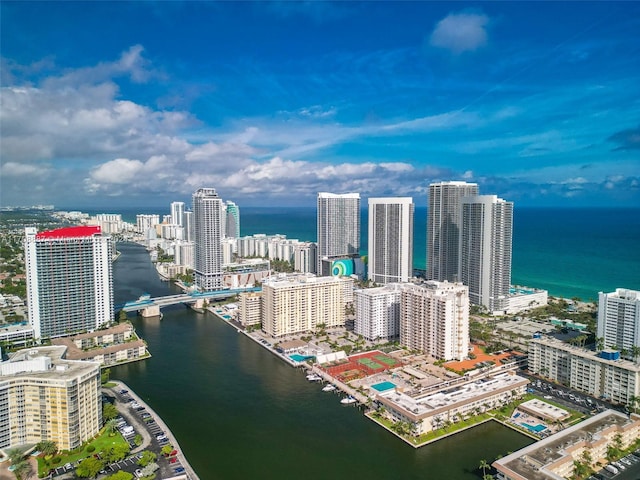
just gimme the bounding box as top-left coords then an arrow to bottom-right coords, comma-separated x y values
48,386 -> 189,479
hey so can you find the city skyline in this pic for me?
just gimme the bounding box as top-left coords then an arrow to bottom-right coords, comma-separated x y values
2,2 -> 639,209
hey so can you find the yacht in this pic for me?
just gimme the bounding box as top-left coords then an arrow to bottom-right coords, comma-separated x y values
322,384 -> 336,392
306,373 -> 322,382
340,396 -> 357,405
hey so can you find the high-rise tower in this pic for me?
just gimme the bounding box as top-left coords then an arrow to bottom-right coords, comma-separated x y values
193,188 -> 224,291
427,181 -> 478,282
170,201 -> 185,227
400,281 -> 469,361
24,226 -> 114,340
368,197 -> 414,284
597,288 -> 640,359
316,192 -> 360,275
459,195 -> 513,313
225,201 -> 240,239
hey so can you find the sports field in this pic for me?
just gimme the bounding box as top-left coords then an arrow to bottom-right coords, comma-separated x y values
323,350 -> 400,383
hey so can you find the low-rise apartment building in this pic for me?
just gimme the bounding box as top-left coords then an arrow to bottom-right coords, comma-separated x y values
376,371 -> 528,435
50,323 -> 149,367
493,410 -> 640,480
529,336 -> 640,406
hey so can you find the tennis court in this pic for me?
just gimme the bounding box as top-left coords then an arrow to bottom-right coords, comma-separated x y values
323,350 -> 401,383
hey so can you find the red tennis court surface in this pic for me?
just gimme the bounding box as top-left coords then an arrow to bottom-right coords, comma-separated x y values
321,350 -> 401,383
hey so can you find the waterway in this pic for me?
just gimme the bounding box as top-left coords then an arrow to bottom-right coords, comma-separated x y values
111,242 -> 533,480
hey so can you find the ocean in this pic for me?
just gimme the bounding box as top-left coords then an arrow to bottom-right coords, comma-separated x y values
86,205 -> 640,302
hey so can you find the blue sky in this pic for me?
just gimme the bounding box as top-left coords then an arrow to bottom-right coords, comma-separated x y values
1,1 -> 639,208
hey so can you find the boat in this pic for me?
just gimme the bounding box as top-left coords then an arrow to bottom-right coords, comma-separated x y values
306,374 -> 322,382
322,384 -> 336,392
340,396 -> 357,405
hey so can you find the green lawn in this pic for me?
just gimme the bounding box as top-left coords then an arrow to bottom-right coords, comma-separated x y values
368,411 -> 493,447
37,430 -> 130,477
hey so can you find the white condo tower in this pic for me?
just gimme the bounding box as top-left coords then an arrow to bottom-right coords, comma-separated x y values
368,197 -> 414,284
193,188 -> 224,291
459,194 -> 513,313
427,181 -> 478,282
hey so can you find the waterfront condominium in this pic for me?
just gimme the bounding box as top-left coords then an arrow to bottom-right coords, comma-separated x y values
597,288 -> 640,359
225,200 -> 240,239
170,201 -> 185,227
0,346 -> 102,450
193,188 -> 224,291
459,194 -> 513,314
368,197 -> 414,284
529,335 -> 640,406
354,283 -> 403,341
261,274 -> 353,337
316,192 -> 360,276
400,281 -> 469,361
427,181 -> 478,282
24,226 -> 114,340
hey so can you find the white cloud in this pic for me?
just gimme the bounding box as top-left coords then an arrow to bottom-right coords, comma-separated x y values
0,162 -> 48,177
90,158 -> 145,184
429,12 -> 490,54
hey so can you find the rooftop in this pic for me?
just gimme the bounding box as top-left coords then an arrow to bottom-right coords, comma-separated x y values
378,372 -> 528,420
1,346 -> 100,381
494,410 -> 640,480
35,225 -> 102,239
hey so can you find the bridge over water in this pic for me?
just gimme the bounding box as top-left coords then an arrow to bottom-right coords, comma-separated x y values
117,287 -> 261,317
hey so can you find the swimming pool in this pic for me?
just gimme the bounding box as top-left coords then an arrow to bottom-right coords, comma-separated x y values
520,422 -> 547,433
371,381 -> 396,392
289,354 -> 314,362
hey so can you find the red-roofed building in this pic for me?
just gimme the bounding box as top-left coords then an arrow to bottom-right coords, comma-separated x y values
24,226 -> 114,339
36,225 -> 101,239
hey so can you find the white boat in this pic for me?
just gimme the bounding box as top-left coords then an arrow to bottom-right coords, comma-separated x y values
340,396 -> 357,405
306,374 -> 322,382
322,384 -> 336,392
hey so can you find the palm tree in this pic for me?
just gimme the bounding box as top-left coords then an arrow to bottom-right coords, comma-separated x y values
7,448 -> 25,466
479,459 -> 489,478
631,345 -> 640,364
36,440 -> 57,456
105,418 -> 119,436
12,461 -> 31,480
595,337 -> 605,352
628,395 -> 640,414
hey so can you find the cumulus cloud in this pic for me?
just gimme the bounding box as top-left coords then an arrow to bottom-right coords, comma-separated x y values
429,12 -> 490,54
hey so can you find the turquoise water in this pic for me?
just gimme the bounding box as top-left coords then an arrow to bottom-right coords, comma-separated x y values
90,206 -> 640,301
289,354 -> 313,362
371,381 -> 396,392
521,423 -> 547,433
238,206 -> 640,301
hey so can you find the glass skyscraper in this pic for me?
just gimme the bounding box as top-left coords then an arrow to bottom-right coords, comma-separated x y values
316,192 -> 360,275
427,181 -> 478,282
